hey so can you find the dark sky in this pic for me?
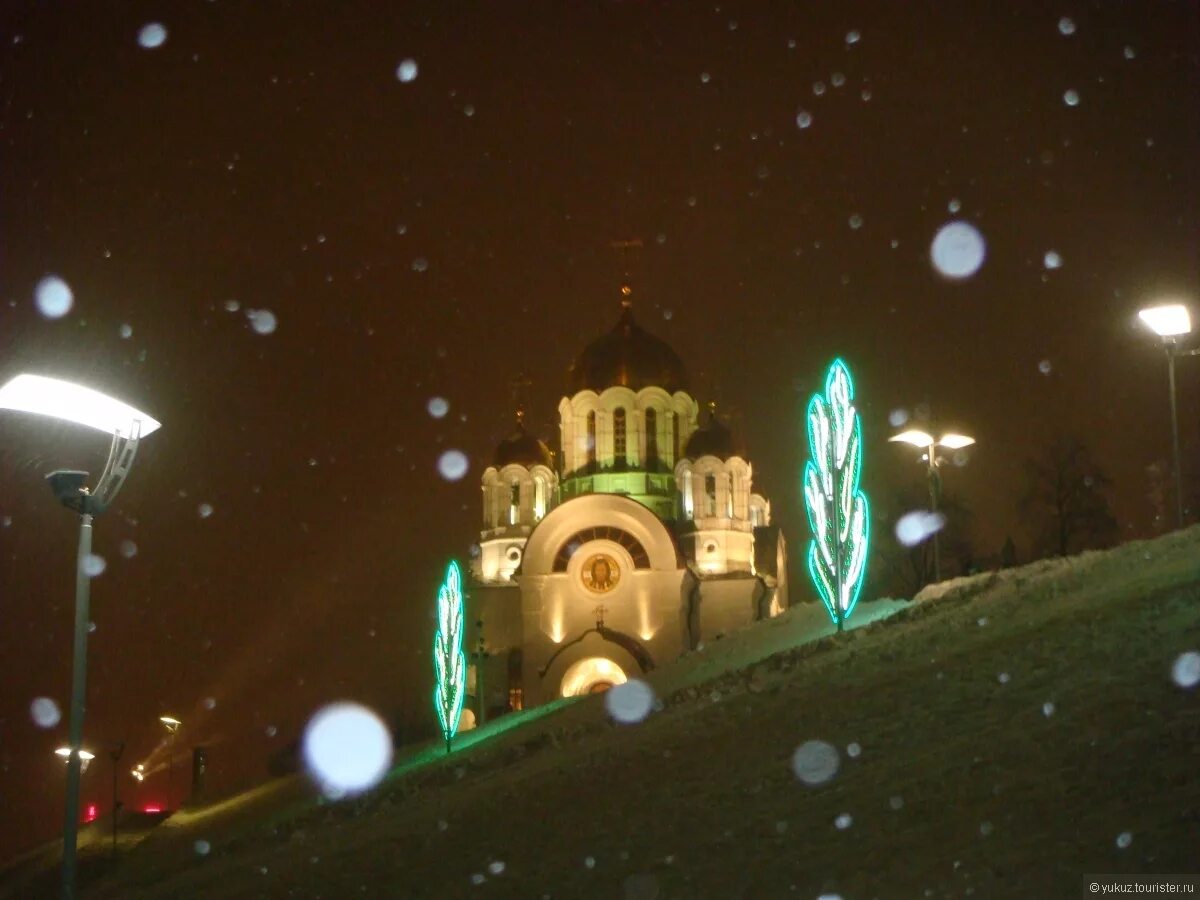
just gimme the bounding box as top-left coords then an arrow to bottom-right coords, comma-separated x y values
1,1 -> 1197,858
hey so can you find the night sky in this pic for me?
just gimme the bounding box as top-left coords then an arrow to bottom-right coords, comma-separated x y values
1,1 -> 1197,858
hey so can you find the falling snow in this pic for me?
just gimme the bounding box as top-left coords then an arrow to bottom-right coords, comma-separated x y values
302,702 -> 393,798
396,58 -> 419,82
82,554 -> 107,577
895,511 -> 946,547
247,309 -> 278,334
1171,651 -> 1200,689
791,740 -> 840,786
35,275 -> 74,318
604,679 -> 656,724
438,450 -> 469,481
930,221 -> 987,279
30,697 -> 61,728
138,23 -> 168,49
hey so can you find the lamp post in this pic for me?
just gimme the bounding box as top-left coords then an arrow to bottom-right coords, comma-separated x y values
889,429 -> 975,583
109,742 -> 124,857
473,620 -> 487,727
159,716 -> 181,811
0,374 -> 161,900
1138,303 -> 1197,529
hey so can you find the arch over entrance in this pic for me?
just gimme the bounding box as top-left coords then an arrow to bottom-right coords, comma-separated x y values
559,656 -> 628,697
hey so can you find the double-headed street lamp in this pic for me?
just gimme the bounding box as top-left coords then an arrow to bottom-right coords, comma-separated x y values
160,716 -> 182,811
0,374 -> 160,900
889,429 -> 976,583
1138,303 -> 1197,529
55,747 -> 95,773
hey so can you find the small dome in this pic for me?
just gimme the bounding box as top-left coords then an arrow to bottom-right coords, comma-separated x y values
494,420 -> 554,468
567,302 -> 689,394
684,408 -> 738,460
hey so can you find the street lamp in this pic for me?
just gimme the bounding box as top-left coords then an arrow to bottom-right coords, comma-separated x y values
131,764 -> 146,782
160,716 -> 181,812
0,374 -> 160,900
889,429 -> 976,583
55,747 -> 95,774
1138,303 -> 1197,529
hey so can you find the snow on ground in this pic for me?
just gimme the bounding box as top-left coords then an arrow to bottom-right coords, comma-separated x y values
7,527 -> 1199,899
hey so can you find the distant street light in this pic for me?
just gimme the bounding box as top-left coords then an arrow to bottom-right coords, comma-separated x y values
1138,303 -> 1197,529
160,716 -> 181,812
889,429 -> 976,583
55,747 -> 95,774
0,373 -> 161,900
131,764 -> 146,782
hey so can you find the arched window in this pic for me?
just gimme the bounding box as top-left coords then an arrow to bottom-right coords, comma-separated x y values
725,473 -> 734,518
534,477 -> 546,520
704,474 -> 717,517
672,412 -> 681,462
645,408 -> 658,466
613,408 -> 627,465
509,481 -> 520,525
586,411 -> 597,467
552,526 -> 651,571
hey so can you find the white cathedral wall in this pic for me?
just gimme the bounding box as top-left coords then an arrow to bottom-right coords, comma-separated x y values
690,528 -> 756,574
559,389 -> 701,474
695,576 -> 766,640
517,566 -> 687,704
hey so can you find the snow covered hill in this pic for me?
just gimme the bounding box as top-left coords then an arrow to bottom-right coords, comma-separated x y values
10,526 -> 1200,899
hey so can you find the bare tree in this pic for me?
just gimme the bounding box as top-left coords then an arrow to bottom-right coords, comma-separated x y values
1019,437 -> 1118,558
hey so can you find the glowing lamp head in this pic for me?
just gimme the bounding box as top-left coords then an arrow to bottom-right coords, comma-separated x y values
159,716 -> 181,733
937,433 -> 976,450
55,748 -> 95,761
889,430 -> 934,448
0,374 -> 161,437
1138,304 -> 1192,338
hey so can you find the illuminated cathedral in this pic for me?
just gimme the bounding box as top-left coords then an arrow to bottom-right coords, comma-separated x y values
468,288 -> 788,715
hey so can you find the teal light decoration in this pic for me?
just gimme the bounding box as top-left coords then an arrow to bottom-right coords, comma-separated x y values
803,359 -> 870,631
433,560 -> 467,753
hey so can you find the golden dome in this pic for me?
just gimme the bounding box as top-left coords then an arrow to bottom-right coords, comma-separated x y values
493,419 -> 554,468
567,304 -> 689,394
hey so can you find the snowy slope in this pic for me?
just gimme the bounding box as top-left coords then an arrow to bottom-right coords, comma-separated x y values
10,527 -> 1200,899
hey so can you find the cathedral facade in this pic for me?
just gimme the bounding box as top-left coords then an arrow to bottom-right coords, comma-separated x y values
468,294 -> 788,716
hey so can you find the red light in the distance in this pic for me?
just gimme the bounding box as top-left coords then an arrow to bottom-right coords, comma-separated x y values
142,805 -> 162,814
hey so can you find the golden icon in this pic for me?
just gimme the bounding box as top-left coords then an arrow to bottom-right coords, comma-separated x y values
580,553 -> 620,593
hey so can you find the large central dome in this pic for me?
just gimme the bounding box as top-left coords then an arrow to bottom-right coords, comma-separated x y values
567,301 -> 689,394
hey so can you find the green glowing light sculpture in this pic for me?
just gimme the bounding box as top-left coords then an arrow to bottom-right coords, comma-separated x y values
433,560 -> 467,753
803,359 -> 870,632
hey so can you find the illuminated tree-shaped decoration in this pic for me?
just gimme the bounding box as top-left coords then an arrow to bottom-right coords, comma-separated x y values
803,359 -> 870,632
433,560 -> 467,753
